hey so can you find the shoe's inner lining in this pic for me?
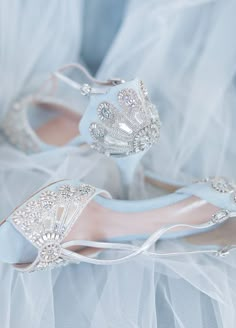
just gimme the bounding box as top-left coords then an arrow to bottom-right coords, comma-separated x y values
145,176 -> 181,197
145,175 -> 180,194
29,101 -> 82,146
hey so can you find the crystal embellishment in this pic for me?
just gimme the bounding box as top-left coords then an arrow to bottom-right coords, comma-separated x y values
39,240 -> 61,263
198,177 -> 236,205
11,182 -> 96,272
211,177 -> 234,193
89,81 -> 161,157
133,122 -> 160,152
211,209 -> 230,224
215,246 -> 230,257
80,83 -> 92,96
97,102 -> 115,122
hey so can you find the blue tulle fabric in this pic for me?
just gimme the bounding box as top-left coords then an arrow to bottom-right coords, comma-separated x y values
0,0 -> 236,327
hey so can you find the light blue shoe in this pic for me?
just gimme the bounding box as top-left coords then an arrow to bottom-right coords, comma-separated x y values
1,63 -> 161,191
55,63 -> 161,189
0,177 -> 236,272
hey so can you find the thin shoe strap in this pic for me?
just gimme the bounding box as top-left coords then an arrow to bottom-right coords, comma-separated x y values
60,209 -> 236,265
34,62 -> 125,101
53,63 -> 125,96
55,62 -> 124,87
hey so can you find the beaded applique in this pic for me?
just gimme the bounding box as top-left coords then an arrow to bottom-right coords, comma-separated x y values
11,183 -> 96,272
89,81 -> 161,157
199,176 -> 236,204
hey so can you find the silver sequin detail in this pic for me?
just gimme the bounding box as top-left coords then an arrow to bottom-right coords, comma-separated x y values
80,84 -> 92,96
211,177 -> 234,193
11,183 -> 96,272
197,176 -> 236,205
89,81 -> 161,157
215,246 -> 230,257
211,209 -> 230,224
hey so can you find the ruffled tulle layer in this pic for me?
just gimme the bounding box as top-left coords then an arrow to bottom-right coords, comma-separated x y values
1,248 -> 236,328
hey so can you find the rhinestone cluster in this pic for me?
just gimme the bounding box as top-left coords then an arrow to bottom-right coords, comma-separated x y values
196,177 -> 236,235
201,176 -> 236,204
39,240 -> 61,263
211,209 -> 230,224
89,81 -> 161,157
211,177 -> 236,194
80,83 -> 92,96
215,246 -> 230,257
11,183 -> 96,271
97,102 -> 115,123
133,120 -> 160,152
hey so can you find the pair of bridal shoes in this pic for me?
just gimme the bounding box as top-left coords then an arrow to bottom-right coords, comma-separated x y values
1,63 -> 236,272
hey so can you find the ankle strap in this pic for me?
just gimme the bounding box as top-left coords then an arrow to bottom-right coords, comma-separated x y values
52,63 -> 125,96
32,62 -> 125,102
